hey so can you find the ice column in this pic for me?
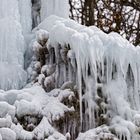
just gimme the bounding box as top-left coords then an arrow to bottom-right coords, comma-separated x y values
18,0 -> 32,35
40,0 -> 69,21
0,0 -> 27,90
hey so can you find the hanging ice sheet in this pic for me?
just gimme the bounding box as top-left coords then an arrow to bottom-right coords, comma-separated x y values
0,0 -> 20,21
0,18 -> 27,90
40,0 -> 69,21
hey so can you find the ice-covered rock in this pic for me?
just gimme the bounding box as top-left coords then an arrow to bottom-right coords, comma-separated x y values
36,29 -> 49,44
0,102 -> 15,119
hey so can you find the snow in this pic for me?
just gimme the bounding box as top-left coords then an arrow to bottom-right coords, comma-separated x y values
0,85 -> 74,139
0,0 -> 36,90
0,101 -> 15,119
36,29 -> 49,43
46,132 -> 66,140
0,0 -> 29,90
42,98 -> 74,121
76,125 -> 118,140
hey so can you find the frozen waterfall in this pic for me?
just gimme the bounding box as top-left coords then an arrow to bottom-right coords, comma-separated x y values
0,0 -> 29,90
18,0 -> 32,35
40,0 -> 69,21
1,0 -> 140,139
35,16 -> 140,139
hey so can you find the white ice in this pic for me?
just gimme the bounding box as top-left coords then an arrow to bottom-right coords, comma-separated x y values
37,15 -> 140,139
40,0 -> 69,21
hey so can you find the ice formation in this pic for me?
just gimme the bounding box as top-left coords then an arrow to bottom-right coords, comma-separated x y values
32,0 -> 41,28
0,0 -> 30,90
0,0 -> 20,20
0,86 -> 74,140
0,18 -> 27,90
18,0 -> 32,35
40,0 -> 69,21
32,15 -> 140,139
1,0 -> 140,139
31,0 -> 69,27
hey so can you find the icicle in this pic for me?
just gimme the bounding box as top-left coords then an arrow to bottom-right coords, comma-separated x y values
36,16 -> 140,139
